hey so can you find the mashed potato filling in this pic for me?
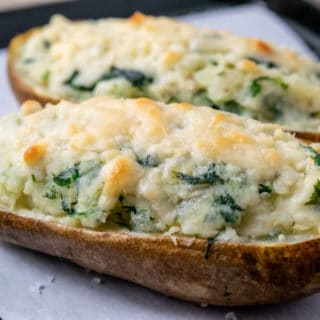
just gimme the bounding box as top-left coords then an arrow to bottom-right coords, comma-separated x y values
14,14 -> 320,131
0,97 -> 320,241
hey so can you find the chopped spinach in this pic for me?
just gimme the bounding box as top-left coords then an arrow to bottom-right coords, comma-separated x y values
260,94 -> 283,121
250,76 -> 289,97
63,70 -> 95,92
43,187 -> 57,200
191,91 -> 246,114
43,40 -> 51,49
204,237 -> 216,259
107,67 -> 153,88
53,163 -> 81,187
191,90 -> 216,108
258,184 -> 272,194
137,155 -> 159,168
223,100 -> 245,115
64,67 -> 153,92
247,56 -> 278,69
60,194 -> 77,216
213,193 -> 244,223
176,163 -> 224,185
117,195 -> 156,231
301,144 -> 320,166
109,210 -> 132,230
42,70 -> 50,84
305,180 -> 320,206
22,57 -> 35,64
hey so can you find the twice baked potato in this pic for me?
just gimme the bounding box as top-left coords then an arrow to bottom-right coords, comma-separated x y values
8,13 -> 320,133
2,97 -> 320,305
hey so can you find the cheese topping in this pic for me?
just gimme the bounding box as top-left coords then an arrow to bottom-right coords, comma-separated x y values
14,14 -> 320,131
1,97 -> 320,241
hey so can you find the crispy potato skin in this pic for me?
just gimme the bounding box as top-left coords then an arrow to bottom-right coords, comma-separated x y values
7,29 -> 59,105
1,211 -> 320,306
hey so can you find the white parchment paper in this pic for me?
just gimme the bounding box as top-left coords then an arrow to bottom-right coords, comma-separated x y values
0,3 -> 319,320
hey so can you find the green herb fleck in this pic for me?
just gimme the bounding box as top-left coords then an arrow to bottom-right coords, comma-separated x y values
301,144 -> 320,166
250,76 -> 288,97
137,155 -> 159,168
64,67 -> 153,92
43,187 -> 57,200
23,57 -> 35,64
43,40 -> 51,49
223,100 -> 245,115
31,174 -> 36,182
213,193 -> 244,223
258,184 -> 272,194
176,163 -> 224,185
53,163 -> 80,187
60,194 -> 77,216
42,70 -> 50,84
247,56 -> 278,69
305,180 -> 320,206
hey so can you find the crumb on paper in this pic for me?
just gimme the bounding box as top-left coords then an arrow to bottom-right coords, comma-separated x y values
200,303 -> 208,308
225,311 -> 237,320
30,275 -> 56,295
30,282 -> 46,295
91,277 -> 103,285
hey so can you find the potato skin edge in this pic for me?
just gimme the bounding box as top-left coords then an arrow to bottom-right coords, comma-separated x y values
7,28 -> 59,105
1,211 -> 320,306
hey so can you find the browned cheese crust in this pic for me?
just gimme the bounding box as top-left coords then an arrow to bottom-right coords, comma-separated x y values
7,26 -> 320,142
1,211 -> 320,306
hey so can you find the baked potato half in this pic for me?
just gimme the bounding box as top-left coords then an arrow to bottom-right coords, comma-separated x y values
7,13 -> 320,137
1,97 -> 320,305
2,211 -> 320,306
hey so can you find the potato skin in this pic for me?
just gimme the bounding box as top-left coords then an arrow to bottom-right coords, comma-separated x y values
1,211 -> 320,306
7,29 -> 59,105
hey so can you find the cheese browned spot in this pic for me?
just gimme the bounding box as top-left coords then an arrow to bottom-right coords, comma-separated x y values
23,143 -> 47,165
0,97 -> 320,241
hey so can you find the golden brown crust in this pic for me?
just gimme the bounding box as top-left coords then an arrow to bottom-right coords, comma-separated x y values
1,211 -> 320,306
7,28 -> 59,105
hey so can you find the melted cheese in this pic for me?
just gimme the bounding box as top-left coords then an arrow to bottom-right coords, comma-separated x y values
13,14 -> 320,131
0,97 -> 320,241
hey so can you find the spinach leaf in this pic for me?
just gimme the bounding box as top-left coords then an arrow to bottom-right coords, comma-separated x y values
137,155 -> 159,168
53,163 -> 81,187
213,193 -> 244,223
64,67 -> 153,92
260,94 -> 283,121
43,40 -> 51,49
250,76 -> 289,97
107,67 -> 153,88
223,100 -> 245,115
23,58 -> 35,64
176,163 -> 224,185
305,180 -> 320,206
63,70 -> 96,92
301,144 -> 320,166
191,90 -> 217,108
258,184 -> 272,194
247,56 -> 278,69
43,187 -> 57,200
60,194 -> 77,216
